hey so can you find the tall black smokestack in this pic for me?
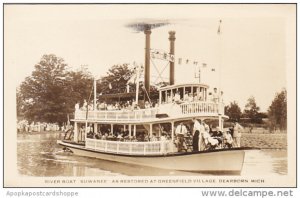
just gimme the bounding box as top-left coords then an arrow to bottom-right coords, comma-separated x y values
144,26 -> 151,101
169,31 -> 176,85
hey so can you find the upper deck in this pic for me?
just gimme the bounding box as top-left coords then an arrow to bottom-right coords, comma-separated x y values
74,101 -> 224,123
73,83 -> 225,123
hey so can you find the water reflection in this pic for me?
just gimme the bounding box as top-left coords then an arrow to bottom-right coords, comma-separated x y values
17,132 -> 287,177
241,149 -> 287,176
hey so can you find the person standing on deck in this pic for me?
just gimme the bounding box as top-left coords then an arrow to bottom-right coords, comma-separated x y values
212,88 -> 219,103
233,121 -> 243,147
175,122 -> 188,152
192,118 -> 205,151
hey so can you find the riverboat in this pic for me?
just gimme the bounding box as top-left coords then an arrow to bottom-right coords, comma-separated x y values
58,27 -> 246,174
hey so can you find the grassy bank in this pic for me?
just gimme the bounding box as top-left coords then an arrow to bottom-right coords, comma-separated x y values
241,132 -> 287,149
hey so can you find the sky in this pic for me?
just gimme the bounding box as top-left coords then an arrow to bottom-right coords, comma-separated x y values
4,4 -> 295,111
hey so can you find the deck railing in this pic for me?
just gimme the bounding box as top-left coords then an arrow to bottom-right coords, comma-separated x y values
85,139 -> 174,155
179,101 -> 224,115
74,102 -> 224,121
75,108 -> 159,121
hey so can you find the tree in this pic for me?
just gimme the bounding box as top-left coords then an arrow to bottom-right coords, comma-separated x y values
268,89 -> 287,130
225,101 -> 242,122
18,54 -> 94,124
64,69 -> 93,111
19,54 -> 70,124
243,96 -> 261,123
98,64 -> 134,95
16,87 -> 24,119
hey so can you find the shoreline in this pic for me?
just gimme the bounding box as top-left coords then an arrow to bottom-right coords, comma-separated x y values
241,133 -> 287,149
17,130 -> 64,135
18,130 -> 287,149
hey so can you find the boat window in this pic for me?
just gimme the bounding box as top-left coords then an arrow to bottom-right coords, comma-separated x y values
178,87 -> 184,100
161,91 -> 166,103
185,87 -> 191,94
166,90 -> 172,103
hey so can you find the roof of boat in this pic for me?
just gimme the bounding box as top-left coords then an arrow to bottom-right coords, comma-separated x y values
158,83 -> 209,91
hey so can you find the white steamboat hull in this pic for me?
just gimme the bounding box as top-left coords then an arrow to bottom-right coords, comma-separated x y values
58,140 -> 245,174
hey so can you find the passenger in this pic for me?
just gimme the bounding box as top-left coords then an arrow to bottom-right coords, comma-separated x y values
219,91 -> 224,103
145,101 -> 151,109
81,100 -> 88,110
192,130 -> 200,151
212,88 -> 219,103
192,118 -> 205,151
223,130 -> 233,148
150,133 -> 157,141
117,133 -> 123,140
160,133 -> 167,141
188,93 -> 194,102
174,91 -> 181,103
193,92 -> 198,101
203,121 -> 210,133
95,132 -> 101,139
197,91 -> 203,101
133,103 -> 140,110
201,131 -> 219,150
233,121 -> 243,147
102,133 -> 108,140
87,131 -> 94,139
75,102 -> 80,111
183,91 -> 189,102
160,133 -> 168,153
175,122 -> 188,152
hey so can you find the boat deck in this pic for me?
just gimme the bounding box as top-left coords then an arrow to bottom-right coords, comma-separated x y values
73,101 -> 224,123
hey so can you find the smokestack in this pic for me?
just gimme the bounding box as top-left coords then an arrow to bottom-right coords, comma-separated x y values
169,31 -> 176,85
144,26 -> 151,101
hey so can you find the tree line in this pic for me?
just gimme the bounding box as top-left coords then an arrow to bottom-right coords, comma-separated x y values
17,54 -> 287,131
225,90 -> 287,131
17,54 -> 135,125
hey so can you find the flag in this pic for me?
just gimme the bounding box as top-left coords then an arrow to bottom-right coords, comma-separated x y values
163,53 -> 167,59
108,82 -> 112,89
170,54 -> 175,62
217,20 -> 222,35
178,58 -> 182,65
211,68 -> 215,72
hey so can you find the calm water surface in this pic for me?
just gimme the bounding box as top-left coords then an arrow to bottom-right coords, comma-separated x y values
17,132 -> 287,177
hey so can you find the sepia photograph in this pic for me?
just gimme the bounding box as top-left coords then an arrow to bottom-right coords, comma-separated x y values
3,3 -> 296,187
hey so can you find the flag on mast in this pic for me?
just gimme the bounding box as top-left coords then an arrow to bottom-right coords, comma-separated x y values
217,19 -> 222,35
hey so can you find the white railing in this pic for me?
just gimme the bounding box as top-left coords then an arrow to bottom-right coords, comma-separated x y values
179,101 -> 224,115
85,138 -> 174,155
74,102 -> 225,121
74,108 -> 159,121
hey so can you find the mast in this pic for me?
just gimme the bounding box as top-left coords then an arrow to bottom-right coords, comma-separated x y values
169,31 -> 176,85
144,26 -> 151,101
217,19 -> 223,131
93,78 -> 97,110
135,63 -> 140,104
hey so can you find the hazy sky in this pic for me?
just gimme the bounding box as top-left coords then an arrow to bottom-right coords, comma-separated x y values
5,4 -> 295,111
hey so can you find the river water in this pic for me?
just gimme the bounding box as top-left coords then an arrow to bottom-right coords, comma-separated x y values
17,132 -> 287,177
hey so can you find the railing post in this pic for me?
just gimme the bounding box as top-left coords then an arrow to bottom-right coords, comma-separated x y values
117,142 -> 119,154
129,143 -> 132,154
144,144 -> 146,155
